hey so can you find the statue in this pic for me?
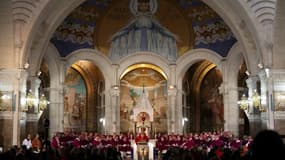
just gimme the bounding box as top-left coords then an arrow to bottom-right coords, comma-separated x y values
109,0 -> 178,62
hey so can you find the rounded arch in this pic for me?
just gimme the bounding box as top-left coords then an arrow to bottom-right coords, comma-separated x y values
22,0 -> 86,69
120,63 -> 168,80
65,49 -> 113,89
176,49 -> 223,88
273,0 -> 285,68
203,0 -> 261,72
117,52 -> 171,81
226,43 -> 246,85
23,0 -> 263,81
44,43 -> 61,87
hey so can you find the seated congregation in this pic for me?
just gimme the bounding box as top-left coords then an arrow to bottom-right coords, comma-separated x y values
1,130 -> 285,160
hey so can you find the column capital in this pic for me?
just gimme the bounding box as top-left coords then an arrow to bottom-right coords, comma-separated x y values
168,88 -> 177,96
110,88 -> 120,97
246,75 -> 259,84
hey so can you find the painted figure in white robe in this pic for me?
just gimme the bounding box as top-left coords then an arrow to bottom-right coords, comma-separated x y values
109,0 -> 178,62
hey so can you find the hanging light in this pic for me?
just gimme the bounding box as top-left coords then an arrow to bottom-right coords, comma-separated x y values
251,90 -> 261,108
39,94 -> 49,111
24,90 -> 36,112
238,94 -> 249,111
250,89 -> 266,112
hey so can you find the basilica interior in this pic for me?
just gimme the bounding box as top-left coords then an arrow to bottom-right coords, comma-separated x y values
0,0 -> 285,156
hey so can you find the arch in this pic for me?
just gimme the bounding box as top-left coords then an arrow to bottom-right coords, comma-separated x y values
203,0 -> 261,71
22,0 -> 86,68
65,49 -> 113,89
223,42 -> 246,135
118,52 -> 170,81
44,43 -> 64,135
22,0 -> 262,82
273,0 -> 285,68
176,49 -> 223,88
120,63 -> 168,80
44,43 -> 61,87
226,43 -> 246,86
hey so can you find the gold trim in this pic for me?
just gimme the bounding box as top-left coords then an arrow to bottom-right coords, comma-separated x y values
120,63 -> 167,80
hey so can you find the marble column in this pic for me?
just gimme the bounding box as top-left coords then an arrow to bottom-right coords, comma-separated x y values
167,64 -> 179,133
168,88 -> 177,134
49,87 -> 64,136
27,76 -> 41,113
176,89 -> 184,134
110,88 -> 120,134
246,75 -> 261,136
222,82 -> 239,136
48,62 -> 66,137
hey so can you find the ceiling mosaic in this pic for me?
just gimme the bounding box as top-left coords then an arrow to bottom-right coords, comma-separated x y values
50,0 -> 236,58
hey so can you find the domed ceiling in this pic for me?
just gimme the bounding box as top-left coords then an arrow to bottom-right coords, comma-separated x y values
51,0 -> 236,58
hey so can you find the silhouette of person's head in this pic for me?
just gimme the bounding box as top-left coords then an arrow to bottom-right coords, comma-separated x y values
251,130 -> 285,160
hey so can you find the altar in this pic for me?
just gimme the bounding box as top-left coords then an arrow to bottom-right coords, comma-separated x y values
133,87 -> 154,137
131,139 -> 156,160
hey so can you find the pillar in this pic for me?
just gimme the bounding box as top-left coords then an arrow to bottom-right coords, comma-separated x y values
107,64 -> 120,134
48,61 -> 66,137
110,88 -> 120,134
222,82 -> 239,136
27,76 -> 41,113
246,75 -> 262,136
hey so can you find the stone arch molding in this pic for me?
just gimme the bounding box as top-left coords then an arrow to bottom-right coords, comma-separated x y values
117,52 -> 171,80
176,48 -> 224,88
65,49 -> 113,89
22,0 -> 264,78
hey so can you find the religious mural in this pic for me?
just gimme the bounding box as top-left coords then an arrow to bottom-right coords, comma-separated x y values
200,68 -> 224,131
51,0 -> 236,58
64,68 -> 87,131
109,0 -> 178,62
120,68 -> 168,134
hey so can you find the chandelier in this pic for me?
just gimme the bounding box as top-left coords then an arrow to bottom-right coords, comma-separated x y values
251,89 -> 266,112
24,90 -> 36,111
24,90 -> 49,112
39,94 -> 49,111
238,94 -> 249,111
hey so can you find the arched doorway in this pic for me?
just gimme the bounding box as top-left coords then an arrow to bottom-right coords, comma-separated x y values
64,60 -> 105,133
120,64 -> 168,135
182,60 -> 224,133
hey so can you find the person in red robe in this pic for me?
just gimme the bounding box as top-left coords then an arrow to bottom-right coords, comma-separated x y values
135,132 -> 149,143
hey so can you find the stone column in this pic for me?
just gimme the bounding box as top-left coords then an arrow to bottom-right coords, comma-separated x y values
27,76 -> 41,113
246,75 -> 261,136
176,89 -> 184,134
168,88 -> 177,134
110,88 -> 120,134
246,75 -> 259,114
167,64 -> 179,133
107,64 -> 120,134
49,87 -> 64,136
222,82 -> 239,136
48,61 -> 66,137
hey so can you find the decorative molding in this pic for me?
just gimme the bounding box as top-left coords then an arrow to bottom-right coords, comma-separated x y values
26,113 -> 41,122
274,111 -> 285,119
244,0 -> 276,24
0,111 -> 13,119
12,0 -> 38,23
